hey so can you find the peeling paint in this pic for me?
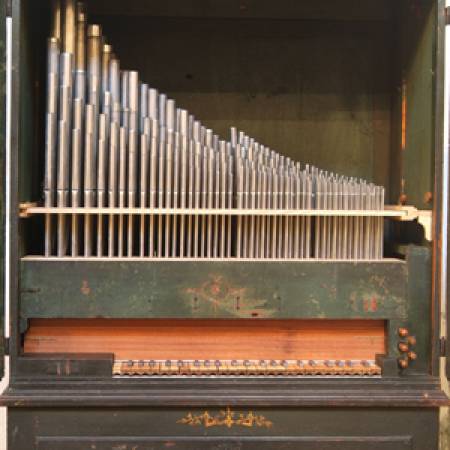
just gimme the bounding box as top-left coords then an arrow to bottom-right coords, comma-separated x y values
80,280 -> 91,296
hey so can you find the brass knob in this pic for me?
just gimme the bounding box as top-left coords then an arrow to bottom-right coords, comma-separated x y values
408,351 -> 417,361
398,342 -> 409,352
407,336 -> 417,346
398,358 -> 409,369
398,328 -> 409,338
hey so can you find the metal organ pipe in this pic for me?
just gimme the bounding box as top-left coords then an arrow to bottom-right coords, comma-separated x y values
41,0 -> 386,260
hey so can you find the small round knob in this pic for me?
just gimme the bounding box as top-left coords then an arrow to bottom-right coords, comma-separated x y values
398,358 -> 409,369
398,342 -> 409,352
398,328 -> 409,337
407,336 -> 417,346
408,351 -> 418,361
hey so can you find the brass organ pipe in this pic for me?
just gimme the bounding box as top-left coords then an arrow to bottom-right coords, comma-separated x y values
149,119 -> 158,257
70,5 -> 86,256
227,153 -> 233,257
127,71 -> 139,256
219,142 -> 227,258
44,37 -> 60,256
83,104 -> 95,256
87,24 -> 102,161
118,126 -> 127,256
97,113 -> 107,255
70,99 -> 83,255
165,100 -> 176,258
56,52 -> 73,257
179,110 -> 189,258
139,117 -> 150,257
101,44 -> 112,102
74,5 -> 86,102
108,121 -> 119,256
51,0 -> 62,41
41,0 -> 387,261
172,131 -> 180,257
63,0 -> 76,54
186,139 -> 194,257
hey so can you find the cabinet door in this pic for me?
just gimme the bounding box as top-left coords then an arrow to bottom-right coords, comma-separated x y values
0,0 -> 9,381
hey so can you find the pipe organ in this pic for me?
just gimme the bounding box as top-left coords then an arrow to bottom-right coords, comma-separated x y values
16,0 -> 426,379
2,0 -> 448,448
36,0 -> 389,261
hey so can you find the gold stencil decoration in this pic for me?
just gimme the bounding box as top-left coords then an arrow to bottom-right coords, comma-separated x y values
177,407 -> 273,428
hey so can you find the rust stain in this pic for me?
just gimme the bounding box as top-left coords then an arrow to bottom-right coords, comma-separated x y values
401,78 -> 407,151
363,297 -> 378,313
81,280 -> 91,296
371,297 -> 378,312
363,299 -> 369,312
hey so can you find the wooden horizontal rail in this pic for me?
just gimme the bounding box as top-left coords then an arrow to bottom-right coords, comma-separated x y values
20,205 -> 417,218
21,256 -> 401,262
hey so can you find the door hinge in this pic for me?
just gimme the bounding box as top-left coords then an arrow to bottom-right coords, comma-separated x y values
440,337 -> 447,357
4,337 -> 9,356
446,6 -> 450,25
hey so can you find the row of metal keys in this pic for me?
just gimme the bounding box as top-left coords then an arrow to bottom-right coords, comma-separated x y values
114,359 -> 380,376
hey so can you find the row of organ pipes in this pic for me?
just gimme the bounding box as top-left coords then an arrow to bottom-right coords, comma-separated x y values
44,0 -> 385,260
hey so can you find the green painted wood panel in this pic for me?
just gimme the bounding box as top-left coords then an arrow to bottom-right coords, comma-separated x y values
20,260 -> 407,319
8,408 -> 439,450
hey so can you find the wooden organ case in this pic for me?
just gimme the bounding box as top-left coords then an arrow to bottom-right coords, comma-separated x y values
1,0 -> 450,448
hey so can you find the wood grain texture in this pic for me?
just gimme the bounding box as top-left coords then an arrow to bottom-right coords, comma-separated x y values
20,206 -> 407,217
24,319 -> 385,360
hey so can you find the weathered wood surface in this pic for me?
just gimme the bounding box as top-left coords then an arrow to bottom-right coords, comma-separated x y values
7,407 -> 440,450
20,260 -> 408,319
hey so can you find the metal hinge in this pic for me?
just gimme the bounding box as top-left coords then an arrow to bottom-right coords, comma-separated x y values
440,337 -> 447,357
3,337 -> 9,356
446,6 -> 450,25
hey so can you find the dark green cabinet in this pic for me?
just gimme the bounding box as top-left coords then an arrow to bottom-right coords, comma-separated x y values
1,0 -> 449,448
